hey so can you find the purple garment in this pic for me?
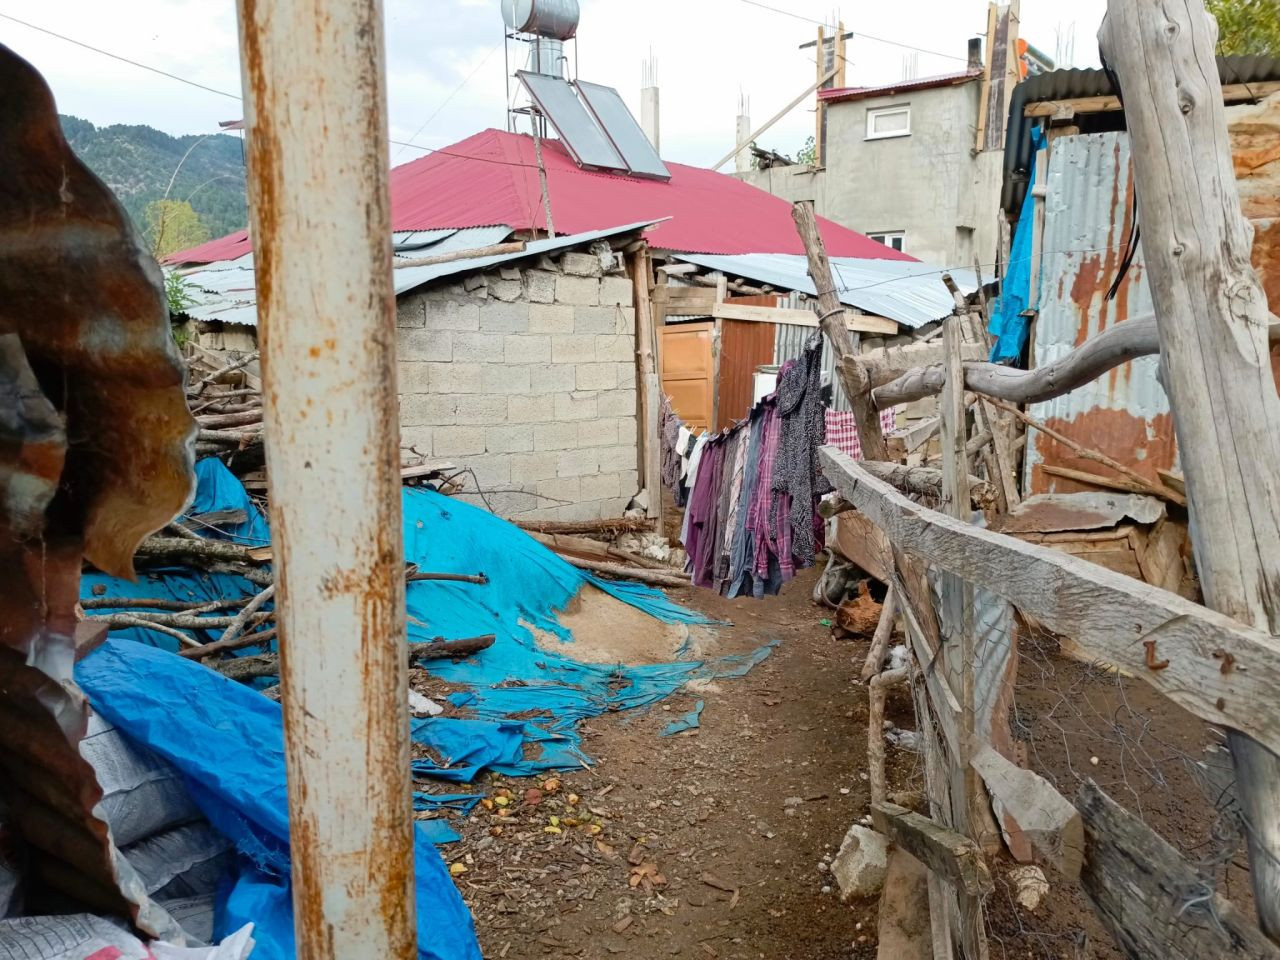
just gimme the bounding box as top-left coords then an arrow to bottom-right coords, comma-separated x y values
688,437 -> 728,589
748,400 -> 782,585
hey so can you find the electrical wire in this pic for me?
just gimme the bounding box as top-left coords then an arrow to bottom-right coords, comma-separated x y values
392,42 -> 502,161
737,0 -> 969,63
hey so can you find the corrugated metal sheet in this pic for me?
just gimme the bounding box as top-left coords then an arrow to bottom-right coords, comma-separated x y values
1025,131 -> 1175,494
670,251 -> 978,329
776,319 -> 851,411
1017,55 -> 1280,105
820,69 -> 983,104
176,222 -> 648,327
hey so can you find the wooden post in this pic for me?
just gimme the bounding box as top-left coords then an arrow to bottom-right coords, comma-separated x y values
631,247 -> 663,524
1100,0 -> 1280,937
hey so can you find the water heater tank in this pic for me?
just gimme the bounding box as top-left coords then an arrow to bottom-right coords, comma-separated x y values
501,0 -> 580,40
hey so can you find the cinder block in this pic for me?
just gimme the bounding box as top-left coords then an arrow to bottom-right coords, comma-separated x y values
484,490 -> 541,517
599,275 -> 633,306
554,391 -> 598,421
510,451 -> 560,482
551,334 -> 596,364
456,394 -> 509,426
575,362 -> 618,391
597,496 -> 632,519
399,425 -> 433,455
478,300 -> 530,334
432,425 -> 487,457
490,278 -> 523,302
529,303 -> 575,334
605,416 -> 636,445
614,306 -> 637,334
468,452 -> 513,488
597,442 -> 638,472
434,362 -> 483,394
574,305 -> 619,335
537,475 -> 581,504
426,299 -> 480,332
616,361 -> 637,389
552,499 -> 603,522
463,273 -> 487,293
534,421 -> 579,451
555,274 -> 599,306
598,388 -> 637,418
577,420 -> 615,448
617,469 -> 640,497
507,394 -> 555,423
524,270 -> 558,304
396,297 -> 426,328
451,332 -> 506,364
595,334 -> 635,362
398,361 -> 435,394
399,392 -> 457,426
561,251 -> 603,277
398,328 -> 453,362
557,447 -> 599,478
503,335 -> 552,364
499,265 -> 522,281
529,362 -> 577,393
481,363 -> 531,395
486,424 -> 535,454
580,472 -> 622,501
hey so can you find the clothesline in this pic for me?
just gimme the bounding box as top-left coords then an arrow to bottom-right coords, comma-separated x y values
659,333 -> 897,599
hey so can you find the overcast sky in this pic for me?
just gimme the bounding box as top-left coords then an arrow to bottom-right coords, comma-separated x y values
2,0 -> 1107,168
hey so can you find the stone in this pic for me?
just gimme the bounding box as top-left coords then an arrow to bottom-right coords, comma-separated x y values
524,270 -> 558,304
874,849 -> 932,959
499,265 -> 521,281
490,278 -> 523,302
463,273 -> 487,292
1009,865 -> 1049,912
561,251 -> 603,277
830,824 -> 889,901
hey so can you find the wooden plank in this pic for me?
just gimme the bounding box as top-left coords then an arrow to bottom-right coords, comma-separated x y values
1040,463 -> 1180,503
630,247 -> 662,524
391,240 -> 524,269
1023,81 -> 1280,118
970,745 -> 1083,879
710,301 -> 900,335
1077,779 -> 1280,959
818,446 -> 1280,758
711,65 -> 839,171
870,802 -> 993,897
886,415 -> 939,459
1101,1 -> 1280,930
973,1 -> 997,153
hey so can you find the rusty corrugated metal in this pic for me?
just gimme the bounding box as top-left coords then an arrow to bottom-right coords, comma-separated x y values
1025,132 -> 1175,495
0,43 -> 195,940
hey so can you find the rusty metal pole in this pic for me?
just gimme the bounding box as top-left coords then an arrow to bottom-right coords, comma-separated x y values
233,1 -> 416,957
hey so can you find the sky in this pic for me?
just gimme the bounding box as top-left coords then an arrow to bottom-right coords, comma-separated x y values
0,0 -> 1108,169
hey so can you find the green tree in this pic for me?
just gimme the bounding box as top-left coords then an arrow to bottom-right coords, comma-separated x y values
1207,0 -> 1280,56
795,135 -> 817,166
143,199 -> 211,258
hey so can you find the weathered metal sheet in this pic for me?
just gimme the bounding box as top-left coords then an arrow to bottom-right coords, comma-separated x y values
1025,132 -> 1175,495
991,491 -> 1164,535
671,251 -> 980,329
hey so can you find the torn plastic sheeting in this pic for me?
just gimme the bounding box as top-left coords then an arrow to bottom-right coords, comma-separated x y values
74,639 -> 481,960
662,700 -> 704,737
410,718 -> 526,783
185,458 -> 271,545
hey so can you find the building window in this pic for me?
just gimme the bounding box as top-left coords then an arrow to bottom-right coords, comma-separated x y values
869,231 -> 906,252
865,105 -> 911,140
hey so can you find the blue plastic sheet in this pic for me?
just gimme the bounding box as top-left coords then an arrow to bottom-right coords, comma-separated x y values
661,700 -> 704,737
75,639 -> 480,960
988,125 -> 1047,363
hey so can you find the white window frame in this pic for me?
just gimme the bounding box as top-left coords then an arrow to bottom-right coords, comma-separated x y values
868,231 -> 906,253
865,105 -> 911,140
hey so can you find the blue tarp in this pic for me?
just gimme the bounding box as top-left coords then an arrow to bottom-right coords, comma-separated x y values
75,639 -> 480,960
77,460 -> 778,959
988,124 -> 1047,363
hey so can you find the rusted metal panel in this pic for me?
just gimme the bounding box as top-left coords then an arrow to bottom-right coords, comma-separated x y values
990,491 -> 1164,535
1025,132 -> 1175,495
0,43 -> 196,940
718,296 -> 780,429
234,0 -> 417,955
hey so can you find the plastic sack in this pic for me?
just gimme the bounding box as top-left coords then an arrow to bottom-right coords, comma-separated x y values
123,822 -> 234,899
158,896 -> 217,947
0,913 -> 254,960
80,712 -> 201,847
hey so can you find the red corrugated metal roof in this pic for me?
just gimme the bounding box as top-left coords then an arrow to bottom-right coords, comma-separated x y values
819,69 -> 982,104
168,128 -> 915,265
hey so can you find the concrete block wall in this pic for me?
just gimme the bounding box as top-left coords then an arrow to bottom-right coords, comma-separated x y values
396,247 -> 639,521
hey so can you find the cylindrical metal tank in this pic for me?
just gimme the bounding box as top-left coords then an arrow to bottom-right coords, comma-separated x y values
501,0 -> 579,40
526,37 -> 566,78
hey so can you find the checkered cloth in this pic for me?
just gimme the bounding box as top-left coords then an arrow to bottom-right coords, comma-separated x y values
824,407 -> 898,460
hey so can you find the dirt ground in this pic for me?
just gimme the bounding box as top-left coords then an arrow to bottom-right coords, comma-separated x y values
415,565 -> 1243,960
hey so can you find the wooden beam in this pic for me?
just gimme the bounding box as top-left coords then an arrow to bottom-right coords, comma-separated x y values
1023,81 -> 1280,118
711,301 -> 900,335
886,416 -> 939,459
631,247 -> 663,524
863,338 -> 987,388
861,460 -> 994,510
970,745 -> 1083,879
1101,0 -> 1280,934
392,240 -> 525,269
870,802 -> 993,898
1040,463 -> 1182,503
712,66 -> 839,171
1077,779 -> 1280,959
818,447 -> 1280,759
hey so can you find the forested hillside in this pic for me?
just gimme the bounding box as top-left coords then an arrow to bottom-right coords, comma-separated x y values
60,114 -> 248,251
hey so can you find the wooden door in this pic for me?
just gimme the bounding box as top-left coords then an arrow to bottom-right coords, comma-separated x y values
660,321 -> 714,432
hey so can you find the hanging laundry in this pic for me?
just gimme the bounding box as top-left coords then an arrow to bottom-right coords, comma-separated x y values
824,408 -> 898,460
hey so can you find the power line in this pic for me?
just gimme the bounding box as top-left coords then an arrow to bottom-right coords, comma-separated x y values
737,0 -> 969,63
0,12 -> 242,100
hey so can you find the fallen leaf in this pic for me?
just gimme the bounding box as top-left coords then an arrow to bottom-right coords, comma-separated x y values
544,826 -> 562,835
595,840 -> 618,858
493,796 -> 510,808
700,872 -> 737,893
449,862 -> 467,877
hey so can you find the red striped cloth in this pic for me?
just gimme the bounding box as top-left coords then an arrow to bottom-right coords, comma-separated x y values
824,408 -> 898,460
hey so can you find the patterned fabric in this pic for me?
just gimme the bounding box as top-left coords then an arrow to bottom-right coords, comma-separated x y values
771,333 -> 830,568
823,407 -> 899,460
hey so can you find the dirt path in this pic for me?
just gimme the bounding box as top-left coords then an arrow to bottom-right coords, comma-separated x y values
438,568 -> 885,960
